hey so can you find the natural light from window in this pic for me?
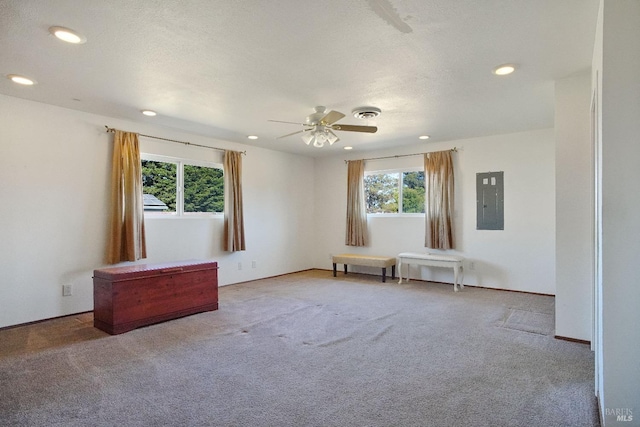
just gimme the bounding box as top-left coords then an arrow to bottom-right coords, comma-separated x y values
364,170 -> 425,214
141,155 -> 223,216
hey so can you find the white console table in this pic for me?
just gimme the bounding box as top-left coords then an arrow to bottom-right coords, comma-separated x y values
397,252 -> 465,291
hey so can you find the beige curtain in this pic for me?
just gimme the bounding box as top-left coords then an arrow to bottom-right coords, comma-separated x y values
224,150 -> 246,251
424,150 -> 455,249
106,130 -> 147,263
345,160 -> 368,246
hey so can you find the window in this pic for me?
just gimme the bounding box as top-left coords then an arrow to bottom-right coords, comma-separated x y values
141,154 -> 223,215
364,169 -> 425,214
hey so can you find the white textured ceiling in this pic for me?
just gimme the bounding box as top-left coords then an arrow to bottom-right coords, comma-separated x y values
0,0 -> 598,156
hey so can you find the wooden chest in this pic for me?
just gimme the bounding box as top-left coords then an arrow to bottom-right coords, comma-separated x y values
93,260 -> 218,335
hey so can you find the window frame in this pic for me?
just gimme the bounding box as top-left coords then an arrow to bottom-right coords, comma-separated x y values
141,153 -> 224,218
364,167 -> 425,217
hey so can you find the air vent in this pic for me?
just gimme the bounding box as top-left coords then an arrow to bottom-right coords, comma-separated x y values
352,107 -> 381,119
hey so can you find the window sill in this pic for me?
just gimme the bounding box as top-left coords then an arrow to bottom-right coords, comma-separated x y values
144,213 -> 224,220
367,213 -> 425,218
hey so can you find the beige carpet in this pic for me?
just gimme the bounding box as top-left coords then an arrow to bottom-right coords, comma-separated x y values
0,269 -> 598,426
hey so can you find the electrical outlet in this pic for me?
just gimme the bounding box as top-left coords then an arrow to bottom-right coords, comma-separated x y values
252,260 -> 257,269
62,284 -> 72,296
237,262 -> 242,271
469,261 -> 476,271
329,253 -> 333,260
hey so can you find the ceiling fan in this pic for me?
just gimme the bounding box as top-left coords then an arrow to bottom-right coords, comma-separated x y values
269,106 -> 378,148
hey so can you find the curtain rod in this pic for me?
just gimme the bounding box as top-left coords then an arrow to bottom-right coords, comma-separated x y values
344,147 -> 457,163
105,126 -> 246,155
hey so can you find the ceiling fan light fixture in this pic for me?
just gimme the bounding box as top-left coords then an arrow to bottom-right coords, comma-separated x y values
301,132 -> 314,145
301,127 -> 336,148
326,130 -> 339,145
313,132 -> 328,148
276,106 -> 378,148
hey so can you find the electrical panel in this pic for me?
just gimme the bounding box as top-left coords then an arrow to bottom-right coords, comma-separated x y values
476,172 -> 504,230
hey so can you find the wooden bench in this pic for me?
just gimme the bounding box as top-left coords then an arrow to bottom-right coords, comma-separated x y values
332,254 -> 396,282
397,252 -> 465,291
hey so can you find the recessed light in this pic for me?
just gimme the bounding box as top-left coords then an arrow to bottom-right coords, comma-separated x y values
419,135 -> 430,140
49,26 -> 86,44
141,110 -> 157,117
493,64 -> 516,76
7,74 -> 36,85
247,135 -> 258,140
344,146 -> 353,150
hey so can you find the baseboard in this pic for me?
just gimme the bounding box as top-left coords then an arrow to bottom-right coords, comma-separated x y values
554,335 -> 591,346
317,267 -> 554,297
0,310 -> 93,332
463,283 -> 554,297
597,394 -> 604,427
221,268 -> 318,287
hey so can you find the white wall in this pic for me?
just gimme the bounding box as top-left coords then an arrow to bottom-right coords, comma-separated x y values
314,128 -> 556,295
0,94 -> 315,328
595,0 -> 640,422
555,70 -> 593,342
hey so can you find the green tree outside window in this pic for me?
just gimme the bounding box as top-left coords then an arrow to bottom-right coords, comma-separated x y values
141,158 -> 223,214
364,170 -> 425,214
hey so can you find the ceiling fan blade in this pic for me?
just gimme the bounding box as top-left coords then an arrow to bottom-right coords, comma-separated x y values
268,119 -> 307,126
331,124 -> 378,133
321,110 -> 346,125
276,129 -> 312,139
